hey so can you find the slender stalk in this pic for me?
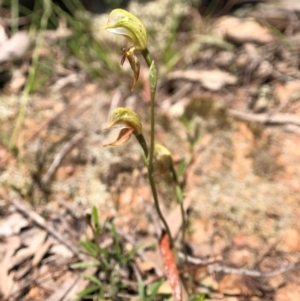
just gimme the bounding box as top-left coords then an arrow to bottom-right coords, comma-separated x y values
176,185 -> 187,264
141,49 -> 173,246
141,49 -> 152,67
136,134 -> 148,158
148,164 -> 173,244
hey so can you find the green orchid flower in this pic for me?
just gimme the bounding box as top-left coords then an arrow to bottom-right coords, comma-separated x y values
102,8 -> 147,51
103,107 -> 142,147
103,9 -> 148,90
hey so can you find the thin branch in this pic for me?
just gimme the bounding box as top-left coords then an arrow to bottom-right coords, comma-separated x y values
208,261 -> 300,278
181,253 -> 300,278
229,109 -> 300,126
179,252 -> 300,278
42,132 -> 84,184
11,199 -> 80,257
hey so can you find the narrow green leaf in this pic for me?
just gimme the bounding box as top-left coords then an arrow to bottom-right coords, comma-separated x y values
147,279 -> 164,300
70,261 -> 99,269
79,241 -> 98,258
188,293 -> 206,301
111,223 -> 121,259
97,247 -> 110,257
92,206 -> 99,230
83,274 -> 102,287
138,278 -> 145,300
1,134 -> 19,157
125,245 -> 139,261
77,285 -> 101,298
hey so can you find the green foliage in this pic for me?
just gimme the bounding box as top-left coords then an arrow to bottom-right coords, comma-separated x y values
161,8 -> 182,72
188,293 -> 207,301
51,2 -> 119,78
138,278 -> 164,301
72,206 -> 140,300
3,0 -> 120,149
1,134 -> 19,157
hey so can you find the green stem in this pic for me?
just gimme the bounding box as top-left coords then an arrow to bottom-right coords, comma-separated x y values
141,49 -> 173,246
136,134 -> 148,158
141,49 -> 152,67
148,164 -> 173,244
176,185 -> 187,264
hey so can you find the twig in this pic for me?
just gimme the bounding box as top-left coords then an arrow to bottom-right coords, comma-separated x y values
253,240 -> 280,269
181,252 -> 300,278
208,261 -> 300,277
285,124 -> 300,134
50,73 -> 83,93
11,199 -> 80,257
42,132 -> 84,184
229,109 -> 300,126
46,276 -> 80,301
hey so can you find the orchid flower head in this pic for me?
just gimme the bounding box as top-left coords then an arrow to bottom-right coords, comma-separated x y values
102,8 -> 147,51
103,107 -> 142,147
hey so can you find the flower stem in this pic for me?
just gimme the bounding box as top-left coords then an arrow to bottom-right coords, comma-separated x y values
135,134 -> 148,158
176,184 -> 188,265
141,49 -> 152,67
141,49 -> 173,246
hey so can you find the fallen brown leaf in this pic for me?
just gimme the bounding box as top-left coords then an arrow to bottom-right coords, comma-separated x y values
159,232 -> 182,301
167,69 -> 237,91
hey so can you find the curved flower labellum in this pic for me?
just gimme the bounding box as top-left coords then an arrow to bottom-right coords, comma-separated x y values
103,107 -> 142,147
121,47 -> 140,90
102,9 -> 147,51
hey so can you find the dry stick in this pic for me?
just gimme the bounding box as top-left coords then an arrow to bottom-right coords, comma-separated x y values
253,240 -> 280,270
229,109 -> 300,126
42,132 -> 84,184
11,199 -> 81,257
45,276 -> 81,301
181,253 -> 300,278
208,261 -> 300,278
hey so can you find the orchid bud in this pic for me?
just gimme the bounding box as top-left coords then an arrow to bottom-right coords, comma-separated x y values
103,107 -> 142,147
102,9 -> 147,51
153,144 -> 177,183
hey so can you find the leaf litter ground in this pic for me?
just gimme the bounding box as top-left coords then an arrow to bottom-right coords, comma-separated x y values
1,2 -> 300,300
